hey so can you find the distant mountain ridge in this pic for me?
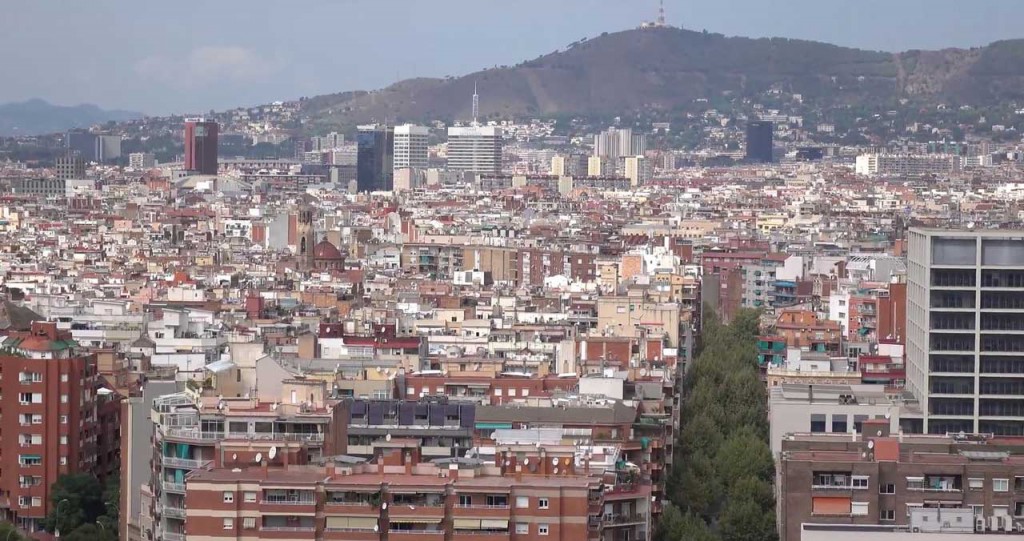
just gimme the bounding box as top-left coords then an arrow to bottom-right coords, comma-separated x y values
299,27 -> 1024,130
0,99 -> 142,137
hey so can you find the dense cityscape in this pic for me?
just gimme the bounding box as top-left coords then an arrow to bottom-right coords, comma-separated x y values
2,3 -> 1024,541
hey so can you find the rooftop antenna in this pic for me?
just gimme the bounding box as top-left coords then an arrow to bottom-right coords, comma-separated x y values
657,0 -> 666,26
472,82 -> 480,126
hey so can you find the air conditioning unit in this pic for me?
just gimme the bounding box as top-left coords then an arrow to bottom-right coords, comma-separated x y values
1004,516 -> 1014,532
990,516 -> 1001,531
975,517 -> 986,532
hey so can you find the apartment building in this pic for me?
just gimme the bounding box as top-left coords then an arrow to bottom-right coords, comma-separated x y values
182,441 -> 651,541
0,322 -> 104,533
779,421 -> 1024,541
146,380 -> 337,541
336,398 -> 476,461
906,228 -> 1024,435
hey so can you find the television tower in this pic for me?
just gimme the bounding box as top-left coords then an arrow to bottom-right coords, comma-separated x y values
657,0 -> 666,26
472,82 -> 480,126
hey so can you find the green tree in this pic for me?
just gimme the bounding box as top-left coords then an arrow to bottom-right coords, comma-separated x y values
44,474 -> 105,535
719,497 -> 776,541
0,522 -> 27,541
716,429 -> 774,490
62,523 -> 117,541
676,510 -> 719,541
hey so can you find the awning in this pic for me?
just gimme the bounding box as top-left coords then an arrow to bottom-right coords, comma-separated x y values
203,359 -> 237,374
481,519 -> 509,529
453,519 -> 481,529
475,422 -> 513,430
326,517 -> 377,529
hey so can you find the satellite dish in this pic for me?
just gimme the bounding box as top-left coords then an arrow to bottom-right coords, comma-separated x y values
217,401 -> 225,411
553,467 -> 559,474
523,458 -> 530,465
271,403 -> 278,411
232,453 -> 238,461
552,457 -> 559,466
876,430 -> 882,437
254,453 -> 263,463
563,457 -> 570,465
381,502 -> 388,510
269,446 -> 278,460
884,412 -> 891,419
385,433 -> 392,442
867,440 -> 875,449
374,525 -> 379,533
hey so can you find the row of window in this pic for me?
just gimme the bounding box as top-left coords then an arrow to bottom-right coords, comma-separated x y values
19,455 -> 68,466
19,414 -> 69,424
219,490 -> 553,510
218,516 -> 554,535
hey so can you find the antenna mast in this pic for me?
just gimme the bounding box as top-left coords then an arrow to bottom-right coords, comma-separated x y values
472,82 -> 480,126
657,0 -> 666,27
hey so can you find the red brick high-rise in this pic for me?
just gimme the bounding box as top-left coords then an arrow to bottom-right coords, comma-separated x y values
184,119 -> 219,175
0,322 -> 103,534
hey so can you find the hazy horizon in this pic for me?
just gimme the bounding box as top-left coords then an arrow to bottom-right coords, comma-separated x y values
3,0 -> 1024,116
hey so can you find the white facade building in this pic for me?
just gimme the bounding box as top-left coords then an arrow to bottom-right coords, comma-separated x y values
447,125 -> 503,174
393,124 -> 430,173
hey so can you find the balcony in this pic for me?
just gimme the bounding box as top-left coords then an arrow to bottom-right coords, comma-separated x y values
389,503 -> 445,521
453,504 -> 511,519
163,428 -> 221,442
160,456 -> 211,469
162,481 -> 186,494
163,507 -> 186,520
323,529 -> 380,541
388,530 -> 445,541
161,531 -> 185,541
907,476 -> 962,493
262,491 -> 317,514
603,514 -> 646,527
453,531 -> 511,540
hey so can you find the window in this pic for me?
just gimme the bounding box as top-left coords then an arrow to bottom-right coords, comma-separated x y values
494,389 -> 502,397
879,483 -> 895,494
32,414 -> 42,425
516,496 -> 529,508
243,517 -> 256,529
522,389 -> 530,397
969,478 -> 984,490
853,415 -> 868,433
459,495 -> 472,507
60,374 -> 68,383
515,523 -> 529,535
60,415 -> 68,424
851,502 -> 869,516
59,436 -> 67,445
223,518 -> 234,529
508,388 -> 517,397
994,479 -> 1009,492
810,414 -> 826,432
60,394 -> 68,404
244,491 -> 257,503
538,524 -> 549,536
832,414 -> 848,433
852,476 -> 869,489
19,393 -> 31,404
223,491 -> 234,503
880,509 -> 895,521
18,455 -> 41,466
32,497 -> 41,508
59,456 -> 67,466
539,498 -> 549,509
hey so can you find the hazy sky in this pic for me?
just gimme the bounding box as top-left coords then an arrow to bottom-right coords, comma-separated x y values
3,0 -> 1023,115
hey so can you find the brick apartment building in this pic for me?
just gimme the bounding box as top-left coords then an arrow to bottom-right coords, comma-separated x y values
183,441 -> 651,541
0,322 -> 108,533
779,419 -> 1024,541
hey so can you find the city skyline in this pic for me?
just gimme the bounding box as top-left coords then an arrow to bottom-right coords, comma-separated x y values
3,0 -> 1024,115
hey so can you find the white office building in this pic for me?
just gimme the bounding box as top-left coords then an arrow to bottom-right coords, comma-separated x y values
906,228 -> 1024,435
393,124 -> 430,174
447,125 -> 503,174
855,153 -> 959,177
129,152 -> 156,169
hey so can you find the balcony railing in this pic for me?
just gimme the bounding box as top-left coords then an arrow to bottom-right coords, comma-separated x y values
603,514 -> 646,526
263,495 -> 316,505
811,484 -> 867,490
455,504 -> 510,509
161,456 -> 211,469
262,526 -> 316,532
162,481 -> 186,493
389,531 -> 443,535
162,506 -> 186,520
161,531 -> 184,541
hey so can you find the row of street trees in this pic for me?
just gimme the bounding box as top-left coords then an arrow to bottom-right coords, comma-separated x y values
660,308 -> 778,541
0,474 -> 118,541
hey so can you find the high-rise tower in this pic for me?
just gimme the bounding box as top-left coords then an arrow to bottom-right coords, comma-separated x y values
184,119 -> 219,175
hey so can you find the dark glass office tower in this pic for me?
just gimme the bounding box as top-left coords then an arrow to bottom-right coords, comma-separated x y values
184,119 -> 219,174
356,125 -> 395,192
746,121 -> 774,163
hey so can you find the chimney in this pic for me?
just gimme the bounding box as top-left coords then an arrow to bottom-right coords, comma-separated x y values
515,465 -> 522,482
449,464 -> 459,481
404,452 -> 412,475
